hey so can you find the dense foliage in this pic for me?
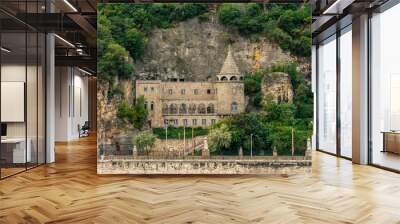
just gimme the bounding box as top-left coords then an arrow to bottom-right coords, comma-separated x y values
210,109 -> 311,156
210,62 -> 313,156
244,62 -> 313,120
208,125 -> 232,153
134,131 -> 157,152
217,3 -> 312,57
116,96 -> 149,130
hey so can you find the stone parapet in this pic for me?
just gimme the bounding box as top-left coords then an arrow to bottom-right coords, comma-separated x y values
98,158 -> 311,175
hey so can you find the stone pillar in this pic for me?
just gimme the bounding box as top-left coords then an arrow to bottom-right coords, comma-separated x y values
202,137 -> 210,158
352,14 -> 369,164
239,146 -> 243,158
133,145 -> 137,158
46,1 -> 55,163
273,146 -> 278,157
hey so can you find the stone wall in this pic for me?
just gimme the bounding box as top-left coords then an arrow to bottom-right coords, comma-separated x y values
98,158 -> 311,175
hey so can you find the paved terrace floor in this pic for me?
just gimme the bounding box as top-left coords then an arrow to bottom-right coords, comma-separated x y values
0,135 -> 400,223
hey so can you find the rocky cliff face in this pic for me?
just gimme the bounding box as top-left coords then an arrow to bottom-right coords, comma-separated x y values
134,13 -> 301,81
262,72 -> 293,103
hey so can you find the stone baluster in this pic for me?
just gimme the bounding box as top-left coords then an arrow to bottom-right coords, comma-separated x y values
202,137 -> 210,158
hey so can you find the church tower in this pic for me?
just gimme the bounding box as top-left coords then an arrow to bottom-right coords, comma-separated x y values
217,45 -> 243,81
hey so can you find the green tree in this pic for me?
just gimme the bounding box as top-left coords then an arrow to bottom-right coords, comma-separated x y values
117,96 -> 149,130
124,28 -> 147,61
208,125 -> 232,152
218,4 -> 242,26
117,101 -> 134,123
98,43 -> 134,83
132,96 -> 148,130
97,15 -> 113,58
264,101 -> 295,125
134,131 -> 157,153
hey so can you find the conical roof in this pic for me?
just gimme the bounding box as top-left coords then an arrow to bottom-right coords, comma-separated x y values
219,45 -> 240,76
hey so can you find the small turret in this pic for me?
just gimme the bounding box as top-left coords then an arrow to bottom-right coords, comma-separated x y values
217,45 -> 243,81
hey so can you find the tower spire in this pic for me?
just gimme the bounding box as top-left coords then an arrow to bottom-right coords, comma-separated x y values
219,45 -> 240,76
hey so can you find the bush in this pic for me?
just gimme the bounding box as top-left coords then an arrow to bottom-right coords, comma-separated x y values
98,43 -> 134,82
132,96 -> 149,130
134,131 -> 157,152
116,96 -> 148,130
124,28 -> 147,61
218,4 -> 242,26
208,125 -> 232,152
117,101 -> 134,123
264,101 -> 295,125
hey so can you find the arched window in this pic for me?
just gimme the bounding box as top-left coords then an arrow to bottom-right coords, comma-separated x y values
198,104 -> 206,114
162,104 -> 168,114
231,102 -> 238,112
239,76 -> 244,81
150,101 -> 154,111
230,76 -> 238,81
179,103 -> 187,114
221,76 -> 228,81
207,104 -> 215,114
144,101 -> 148,110
169,104 -> 178,114
189,104 -> 196,114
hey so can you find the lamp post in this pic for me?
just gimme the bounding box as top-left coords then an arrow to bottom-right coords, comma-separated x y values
183,125 -> 186,156
250,134 -> 253,158
291,128 -> 294,156
165,121 -> 168,150
192,127 -> 194,156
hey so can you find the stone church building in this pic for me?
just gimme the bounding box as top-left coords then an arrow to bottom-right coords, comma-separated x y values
136,46 -> 245,128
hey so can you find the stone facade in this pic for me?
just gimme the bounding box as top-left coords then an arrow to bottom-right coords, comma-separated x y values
136,46 -> 245,128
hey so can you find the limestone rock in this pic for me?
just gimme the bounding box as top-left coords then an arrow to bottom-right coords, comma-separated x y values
134,13 -> 298,82
262,72 -> 293,103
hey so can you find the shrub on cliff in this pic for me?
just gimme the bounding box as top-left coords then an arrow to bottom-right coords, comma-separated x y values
116,96 -> 148,130
98,43 -> 134,83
